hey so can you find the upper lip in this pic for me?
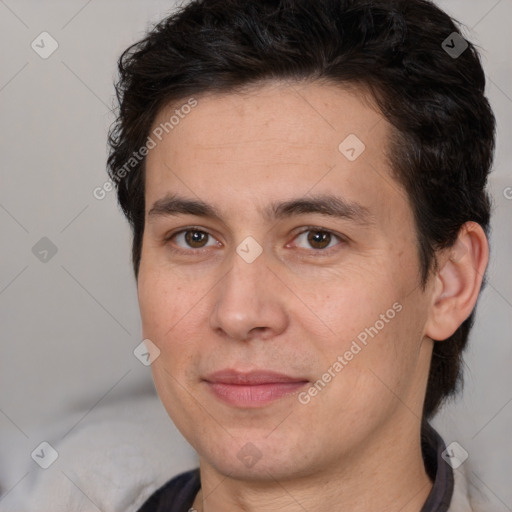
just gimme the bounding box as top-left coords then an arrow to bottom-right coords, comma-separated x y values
204,369 -> 308,385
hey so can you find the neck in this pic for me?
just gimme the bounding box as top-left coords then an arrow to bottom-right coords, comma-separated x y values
192,417 -> 434,512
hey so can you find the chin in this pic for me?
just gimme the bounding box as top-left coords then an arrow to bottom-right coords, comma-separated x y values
196,434 -> 318,482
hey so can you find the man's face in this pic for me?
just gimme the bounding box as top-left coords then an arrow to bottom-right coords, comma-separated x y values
138,81 -> 435,480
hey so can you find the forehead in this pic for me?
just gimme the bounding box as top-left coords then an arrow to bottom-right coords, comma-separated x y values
149,80 -> 383,152
144,80 -> 406,225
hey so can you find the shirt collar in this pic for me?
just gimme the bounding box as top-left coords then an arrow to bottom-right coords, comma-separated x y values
420,422 -> 454,511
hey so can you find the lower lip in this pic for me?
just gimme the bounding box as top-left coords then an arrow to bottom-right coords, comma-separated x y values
206,382 -> 308,407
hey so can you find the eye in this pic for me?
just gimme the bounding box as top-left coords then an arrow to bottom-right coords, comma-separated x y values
291,227 -> 345,252
166,228 -> 220,252
164,226 -> 346,255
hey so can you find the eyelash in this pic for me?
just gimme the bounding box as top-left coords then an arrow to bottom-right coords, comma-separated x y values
163,226 -> 347,256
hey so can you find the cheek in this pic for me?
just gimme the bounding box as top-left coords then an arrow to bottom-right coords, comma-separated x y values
311,277 -> 420,394
137,266 -> 208,365
315,278 -> 398,349
138,264 -> 185,342
341,299 -> 427,412
137,270 -> 166,337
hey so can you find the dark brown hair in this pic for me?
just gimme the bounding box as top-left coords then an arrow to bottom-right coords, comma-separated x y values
107,0 -> 495,420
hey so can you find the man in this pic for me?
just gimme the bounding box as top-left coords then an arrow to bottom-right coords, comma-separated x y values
107,0 -> 495,510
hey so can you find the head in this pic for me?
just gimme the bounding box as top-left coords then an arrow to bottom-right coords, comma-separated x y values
107,0 -> 494,479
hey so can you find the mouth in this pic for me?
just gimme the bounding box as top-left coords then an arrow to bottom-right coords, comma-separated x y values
203,370 -> 309,408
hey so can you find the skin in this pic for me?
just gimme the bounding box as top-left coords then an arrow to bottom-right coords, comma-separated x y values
137,80 -> 488,512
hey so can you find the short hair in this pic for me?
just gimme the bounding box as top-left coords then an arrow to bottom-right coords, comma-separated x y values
107,0 -> 496,420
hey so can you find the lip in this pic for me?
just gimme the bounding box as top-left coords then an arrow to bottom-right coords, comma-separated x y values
203,370 -> 309,408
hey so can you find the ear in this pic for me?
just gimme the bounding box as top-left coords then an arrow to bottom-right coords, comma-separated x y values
424,221 -> 489,341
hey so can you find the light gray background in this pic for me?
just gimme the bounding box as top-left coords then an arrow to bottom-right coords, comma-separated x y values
1,0 -> 511,510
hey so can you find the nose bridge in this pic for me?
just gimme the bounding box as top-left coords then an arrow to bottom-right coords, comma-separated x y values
209,240 -> 286,341
222,239 -> 269,312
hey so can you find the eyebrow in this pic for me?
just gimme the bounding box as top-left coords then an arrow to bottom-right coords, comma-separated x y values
147,193 -> 374,226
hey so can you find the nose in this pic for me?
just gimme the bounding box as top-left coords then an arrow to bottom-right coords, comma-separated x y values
209,247 -> 289,343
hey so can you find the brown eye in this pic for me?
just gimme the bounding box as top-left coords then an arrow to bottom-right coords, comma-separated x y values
293,228 -> 345,252
167,228 -> 219,252
184,230 -> 209,248
307,230 -> 332,249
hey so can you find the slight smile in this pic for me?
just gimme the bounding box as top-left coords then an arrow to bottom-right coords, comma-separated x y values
204,370 -> 310,408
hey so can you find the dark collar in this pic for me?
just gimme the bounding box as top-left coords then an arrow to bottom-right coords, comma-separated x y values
420,422 -> 455,511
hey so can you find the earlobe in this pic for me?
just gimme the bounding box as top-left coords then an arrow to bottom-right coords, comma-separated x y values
425,222 -> 489,341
